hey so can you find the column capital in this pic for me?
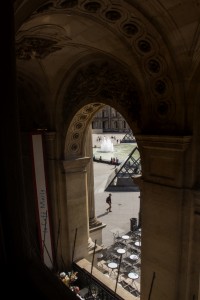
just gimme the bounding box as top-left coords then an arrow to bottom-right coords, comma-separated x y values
135,135 -> 192,188
62,157 -> 91,173
135,135 -> 192,150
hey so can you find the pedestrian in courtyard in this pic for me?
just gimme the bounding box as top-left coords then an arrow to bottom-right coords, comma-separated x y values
106,193 -> 112,212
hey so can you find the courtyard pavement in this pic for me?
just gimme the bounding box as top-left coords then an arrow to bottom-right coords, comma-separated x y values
92,133 -> 140,248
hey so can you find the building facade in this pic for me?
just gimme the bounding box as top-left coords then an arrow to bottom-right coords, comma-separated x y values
92,106 -> 130,133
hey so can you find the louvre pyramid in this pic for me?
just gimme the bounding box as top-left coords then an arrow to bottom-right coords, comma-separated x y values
105,146 -> 141,192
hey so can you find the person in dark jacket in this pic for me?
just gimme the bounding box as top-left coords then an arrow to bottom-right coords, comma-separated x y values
106,193 -> 112,212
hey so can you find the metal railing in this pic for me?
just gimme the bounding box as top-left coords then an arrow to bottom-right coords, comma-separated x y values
72,262 -> 124,300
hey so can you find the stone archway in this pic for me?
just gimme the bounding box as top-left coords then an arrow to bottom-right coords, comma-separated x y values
55,52 -> 193,299
13,1 -> 200,298
58,57 -> 143,266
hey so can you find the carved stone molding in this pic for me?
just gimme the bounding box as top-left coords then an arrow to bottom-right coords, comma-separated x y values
89,217 -> 102,229
136,135 -> 192,187
16,36 -> 62,60
64,103 -> 104,159
64,60 -> 141,116
62,157 -> 91,173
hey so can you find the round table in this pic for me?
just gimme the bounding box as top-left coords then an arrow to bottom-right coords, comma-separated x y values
108,262 -> 118,277
117,248 -> 126,255
130,254 -> 138,260
122,235 -> 129,242
97,253 -> 104,259
128,272 -> 139,280
108,262 -> 118,269
134,241 -> 141,247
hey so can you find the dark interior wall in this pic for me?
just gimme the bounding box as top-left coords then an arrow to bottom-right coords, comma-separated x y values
21,133 -> 41,258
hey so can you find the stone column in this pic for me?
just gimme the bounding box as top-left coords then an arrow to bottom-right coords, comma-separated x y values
135,134 -> 193,300
85,126 -> 102,229
62,157 -> 90,264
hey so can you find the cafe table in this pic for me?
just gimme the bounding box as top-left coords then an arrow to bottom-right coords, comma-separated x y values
128,272 -> 139,290
108,262 -> 118,277
121,235 -> 129,243
129,254 -> 139,261
110,227 -> 124,243
117,248 -> 126,255
134,241 -> 141,247
128,272 -> 139,280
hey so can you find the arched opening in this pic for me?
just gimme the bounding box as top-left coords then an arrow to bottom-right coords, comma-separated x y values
61,101 -> 142,297
56,90 -> 141,297
91,111 -> 142,295
57,55 -> 143,260
39,51 -> 144,299
16,48 -> 190,298
14,3 -> 190,297
17,53 -> 144,297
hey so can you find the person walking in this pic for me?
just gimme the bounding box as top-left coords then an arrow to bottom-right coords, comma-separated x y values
106,193 -> 112,212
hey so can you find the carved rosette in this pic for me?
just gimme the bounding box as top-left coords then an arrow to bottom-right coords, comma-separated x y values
65,103 -> 103,159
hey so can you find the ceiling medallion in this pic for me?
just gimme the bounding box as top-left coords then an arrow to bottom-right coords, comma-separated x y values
154,80 -> 166,95
75,122 -> 83,129
157,100 -> 169,116
105,10 -> 121,21
147,59 -> 160,73
138,40 -> 151,53
70,143 -> 79,152
84,1 -> 101,12
59,0 -> 78,8
122,23 -> 138,36
72,133 -> 79,140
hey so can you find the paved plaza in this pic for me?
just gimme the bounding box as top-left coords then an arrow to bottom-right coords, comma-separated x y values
92,133 -> 140,248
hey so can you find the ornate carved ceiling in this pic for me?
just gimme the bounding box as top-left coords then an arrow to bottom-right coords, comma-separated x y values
15,0 -> 200,137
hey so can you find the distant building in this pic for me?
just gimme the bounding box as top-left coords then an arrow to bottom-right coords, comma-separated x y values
92,105 -> 130,133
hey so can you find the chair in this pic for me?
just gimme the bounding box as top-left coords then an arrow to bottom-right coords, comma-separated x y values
97,260 -> 110,276
131,279 -> 140,297
130,288 -> 140,297
119,280 -> 129,289
114,232 -> 123,246
107,262 -> 118,279
120,281 -> 135,294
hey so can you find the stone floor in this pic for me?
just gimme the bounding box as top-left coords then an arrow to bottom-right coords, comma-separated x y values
93,152 -> 140,248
